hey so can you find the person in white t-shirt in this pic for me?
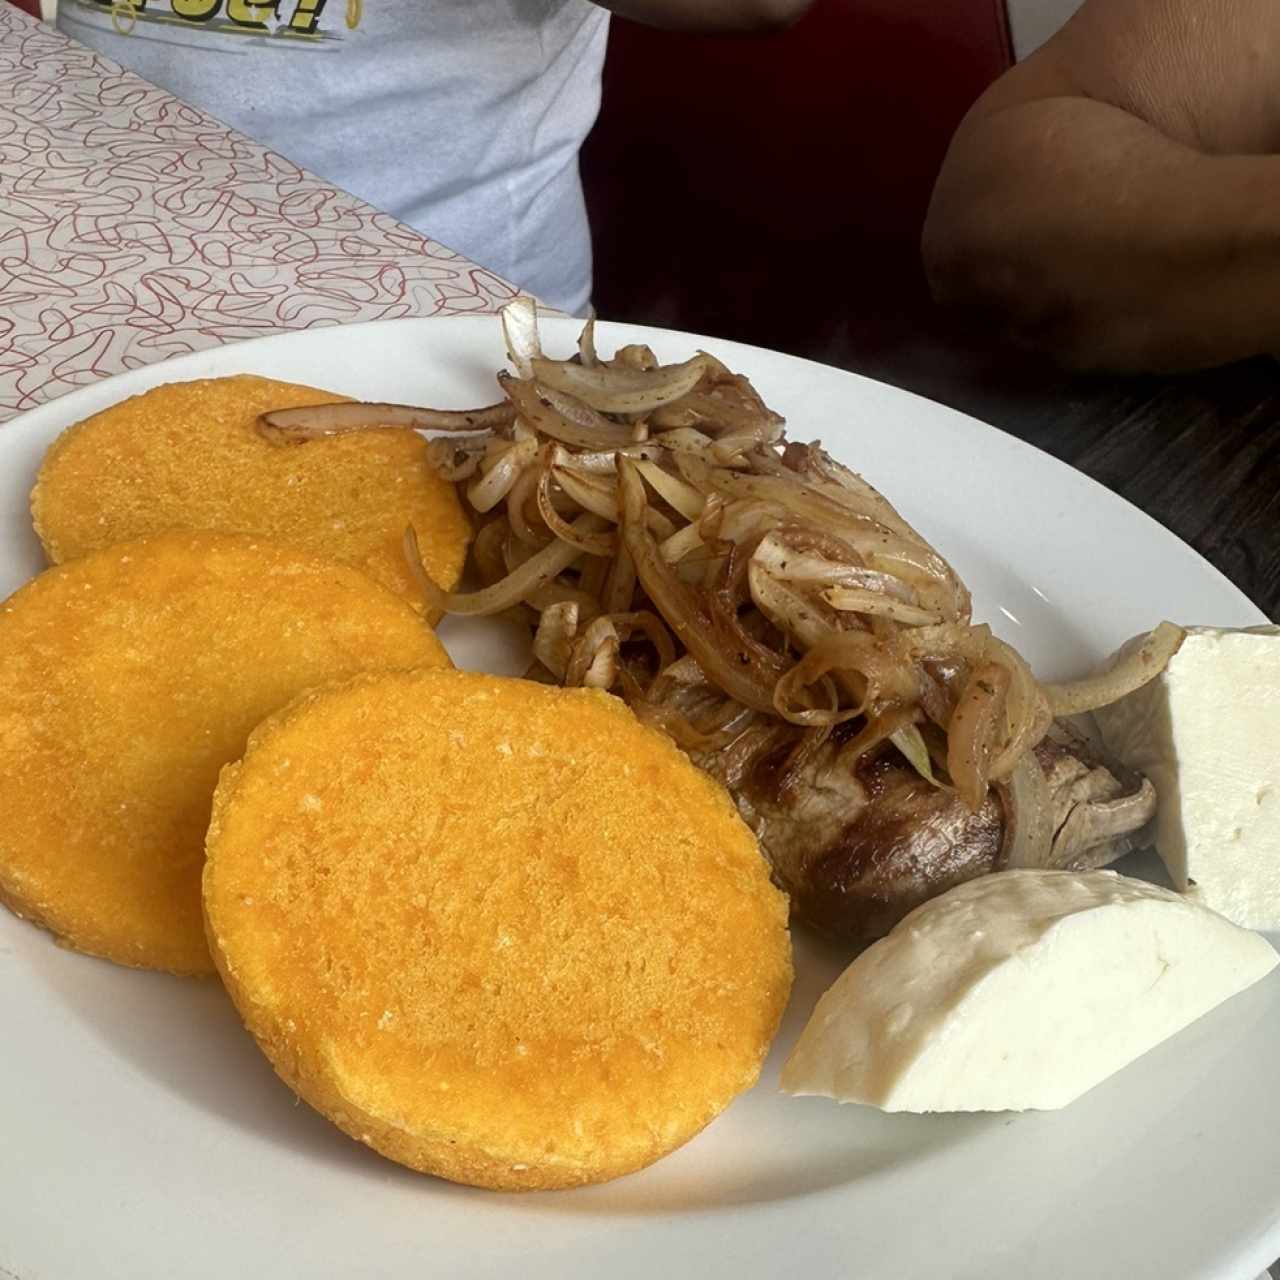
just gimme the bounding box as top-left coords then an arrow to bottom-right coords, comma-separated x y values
59,0 -> 812,316
926,0 -> 1280,372
1003,0 -> 1084,61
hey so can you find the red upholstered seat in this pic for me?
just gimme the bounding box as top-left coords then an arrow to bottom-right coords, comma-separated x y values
580,0 -> 1012,369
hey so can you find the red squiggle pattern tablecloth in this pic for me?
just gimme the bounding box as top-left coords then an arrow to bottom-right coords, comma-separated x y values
0,4 -> 521,422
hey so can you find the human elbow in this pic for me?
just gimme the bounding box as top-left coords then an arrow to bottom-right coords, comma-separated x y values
739,0 -> 813,32
922,186 -> 1118,370
923,184 -> 1039,329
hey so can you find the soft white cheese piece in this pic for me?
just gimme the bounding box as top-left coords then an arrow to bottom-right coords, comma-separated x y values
1093,625 -> 1280,929
779,869 -> 1277,1113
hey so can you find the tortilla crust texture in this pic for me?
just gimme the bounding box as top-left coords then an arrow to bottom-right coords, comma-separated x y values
0,532 -> 451,975
30,375 -> 471,613
203,669 -> 793,1189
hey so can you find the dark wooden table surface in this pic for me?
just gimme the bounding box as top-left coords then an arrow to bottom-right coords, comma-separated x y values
899,343 -> 1280,623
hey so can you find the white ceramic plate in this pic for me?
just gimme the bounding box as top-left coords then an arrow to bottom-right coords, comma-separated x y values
0,317 -> 1275,1280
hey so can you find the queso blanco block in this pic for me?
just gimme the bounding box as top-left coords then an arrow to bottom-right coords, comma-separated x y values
780,869 -> 1277,1112
1094,626 -> 1280,930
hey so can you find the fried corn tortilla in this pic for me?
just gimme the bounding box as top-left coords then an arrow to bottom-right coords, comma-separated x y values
204,669 -> 793,1189
0,532 -> 451,976
30,375 -> 470,614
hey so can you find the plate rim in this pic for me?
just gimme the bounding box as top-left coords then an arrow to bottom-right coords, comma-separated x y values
0,313 -> 1274,1280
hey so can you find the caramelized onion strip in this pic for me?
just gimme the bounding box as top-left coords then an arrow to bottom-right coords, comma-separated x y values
404,516 -> 600,616
531,353 -> 709,415
947,662 -> 1011,812
1044,622 -> 1186,715
257,399 -> 514,444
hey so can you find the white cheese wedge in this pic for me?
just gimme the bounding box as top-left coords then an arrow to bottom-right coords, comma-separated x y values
1093,625 -> 1280,929
780,869 -> 1277,1112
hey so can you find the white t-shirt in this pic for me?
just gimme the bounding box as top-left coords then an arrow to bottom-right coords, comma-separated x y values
1006,0 -> 1085,59
59,0 -> 609,315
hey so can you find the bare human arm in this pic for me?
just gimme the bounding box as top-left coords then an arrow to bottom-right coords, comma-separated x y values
593,0 -> 813,34
923,0 -> 1280,371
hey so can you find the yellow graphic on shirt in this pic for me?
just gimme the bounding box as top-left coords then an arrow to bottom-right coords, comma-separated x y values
85,0 -> 357,41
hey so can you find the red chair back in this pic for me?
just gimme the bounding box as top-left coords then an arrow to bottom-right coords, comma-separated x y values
581,0 -> 1011,367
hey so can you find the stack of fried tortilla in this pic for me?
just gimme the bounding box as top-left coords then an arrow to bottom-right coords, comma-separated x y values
0,375 -> 792,1189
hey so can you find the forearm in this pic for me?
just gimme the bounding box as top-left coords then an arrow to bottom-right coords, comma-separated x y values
596,0 -> 810,33
925,95 -> 1280,371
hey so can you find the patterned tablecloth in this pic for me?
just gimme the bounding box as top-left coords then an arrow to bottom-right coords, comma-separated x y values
0,3 -> 521,423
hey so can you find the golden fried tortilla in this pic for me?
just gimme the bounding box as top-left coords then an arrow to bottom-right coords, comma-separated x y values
0,532 -> 451,976
204,669 -> 793,1189
30,375 -> 470,614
